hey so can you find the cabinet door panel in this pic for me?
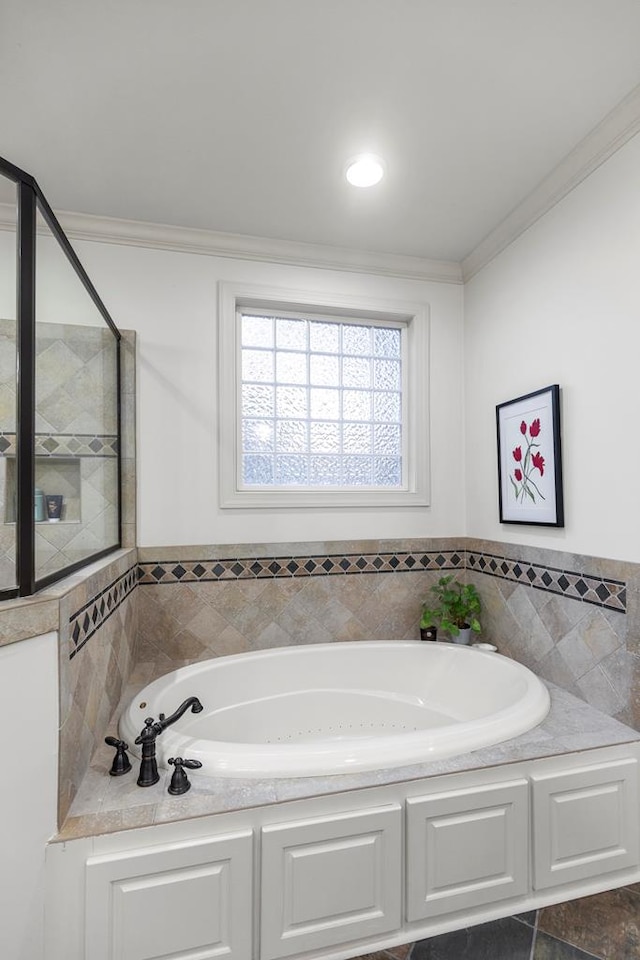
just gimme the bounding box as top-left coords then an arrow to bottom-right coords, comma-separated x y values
406,780 -> 528,920
261,804 -> 401,960
532,758 -> 639,890
85,831 -> 253,960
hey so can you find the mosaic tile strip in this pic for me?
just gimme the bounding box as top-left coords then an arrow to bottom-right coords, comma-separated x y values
137,550 -> 466,584
467,551 -> 626,612
69,564 -> 138,659
0,432 -> 118,457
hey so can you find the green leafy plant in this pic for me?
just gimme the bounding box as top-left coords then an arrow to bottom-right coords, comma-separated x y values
420,575 -> 482,637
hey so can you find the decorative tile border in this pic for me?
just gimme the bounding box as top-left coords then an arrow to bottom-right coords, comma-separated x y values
0,432 -> 118,457
67,544 -> 628,662
467,551 -> 626,612
69,564 -> 138,658
138,549 -> 465,584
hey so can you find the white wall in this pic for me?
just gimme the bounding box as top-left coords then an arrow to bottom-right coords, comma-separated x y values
74,242 -> 465,547
0,632 -> 58,960
464,131 -> 640,562
0,223 -> 109,327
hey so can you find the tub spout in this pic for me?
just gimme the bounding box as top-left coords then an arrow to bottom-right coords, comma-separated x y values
134,698 -> 203,787
157,696 -> 203,732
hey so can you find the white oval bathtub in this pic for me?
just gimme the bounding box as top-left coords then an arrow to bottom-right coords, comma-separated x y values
120,641 -> 550,778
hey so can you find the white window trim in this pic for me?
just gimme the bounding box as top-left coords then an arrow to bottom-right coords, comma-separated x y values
218,281 -> 430,509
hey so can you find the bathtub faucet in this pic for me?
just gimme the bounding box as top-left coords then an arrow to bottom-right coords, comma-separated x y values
134,697 -> 204,787
157,696 -> 204,731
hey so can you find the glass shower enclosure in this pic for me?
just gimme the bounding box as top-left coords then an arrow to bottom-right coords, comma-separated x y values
0,155 -> 121,598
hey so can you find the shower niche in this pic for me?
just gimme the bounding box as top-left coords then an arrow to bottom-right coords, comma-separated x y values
4,456 -> 82,524
0,156 -> 121,598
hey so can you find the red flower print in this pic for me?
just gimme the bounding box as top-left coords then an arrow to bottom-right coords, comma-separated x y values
509,415 -> 546,504
532,452 -> 545,476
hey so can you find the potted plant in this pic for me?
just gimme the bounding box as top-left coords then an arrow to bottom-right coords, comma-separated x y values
420,575 -> 482,644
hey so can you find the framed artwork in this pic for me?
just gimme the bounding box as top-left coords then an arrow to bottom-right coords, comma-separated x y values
496,384 -> 564,526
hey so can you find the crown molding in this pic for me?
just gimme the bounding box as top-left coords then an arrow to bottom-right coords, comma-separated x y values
462,82 -> 640,282
0,203 -> 462,285
3,80 -> 639,289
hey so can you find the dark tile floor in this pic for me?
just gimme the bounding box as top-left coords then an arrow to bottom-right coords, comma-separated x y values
355,887 -> 640,960
410,916 -> 535,959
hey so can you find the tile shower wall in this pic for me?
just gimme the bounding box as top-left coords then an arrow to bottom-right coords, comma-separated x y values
0,320 -> 136,583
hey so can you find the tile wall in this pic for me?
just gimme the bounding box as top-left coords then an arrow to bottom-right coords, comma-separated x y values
465,539 -> 638,729
136,539 -> 464,672
134,537 -> 638,731
57,548 -> 138,823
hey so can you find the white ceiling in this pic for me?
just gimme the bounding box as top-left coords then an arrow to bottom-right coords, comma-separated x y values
3,0 -> 640,264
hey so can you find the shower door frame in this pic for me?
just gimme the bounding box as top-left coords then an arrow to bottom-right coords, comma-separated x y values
0,155 -> 122,599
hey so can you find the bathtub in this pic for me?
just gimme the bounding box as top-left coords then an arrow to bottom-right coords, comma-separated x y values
120,641 -> 550,778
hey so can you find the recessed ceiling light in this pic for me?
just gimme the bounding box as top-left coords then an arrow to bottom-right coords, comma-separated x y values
345,154 -> 385,188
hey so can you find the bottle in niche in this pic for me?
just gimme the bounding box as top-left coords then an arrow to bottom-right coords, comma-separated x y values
34,488 -> 45,522
46,494 -> 63,522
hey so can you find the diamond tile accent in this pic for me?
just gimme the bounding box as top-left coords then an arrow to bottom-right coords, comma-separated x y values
6,431 -> 121,458
69,565 -> 137,656
136,547 -> 625,613
466,550 -> 626,613
137,549 -> 466,588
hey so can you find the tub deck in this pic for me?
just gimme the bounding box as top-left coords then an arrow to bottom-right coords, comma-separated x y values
57,678 -> 640,841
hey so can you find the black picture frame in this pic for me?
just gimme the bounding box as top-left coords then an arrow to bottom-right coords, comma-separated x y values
496,384 -> 564,527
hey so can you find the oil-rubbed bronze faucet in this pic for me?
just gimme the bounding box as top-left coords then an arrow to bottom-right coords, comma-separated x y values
135,697 -> 203,787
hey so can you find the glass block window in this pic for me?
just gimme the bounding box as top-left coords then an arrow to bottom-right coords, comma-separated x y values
240,312 -> 405,488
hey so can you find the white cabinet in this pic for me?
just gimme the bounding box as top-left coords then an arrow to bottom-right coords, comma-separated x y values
406,780 -> 528,920
47,744 -> 640,960
532,758 -> 639,890
85,830 -> 253,960
260,804 -> 402,960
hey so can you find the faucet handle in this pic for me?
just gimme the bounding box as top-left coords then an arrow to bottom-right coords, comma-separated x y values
167,757 -> 202,795
104,736 -> 132,776
135,717 -> 160,745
